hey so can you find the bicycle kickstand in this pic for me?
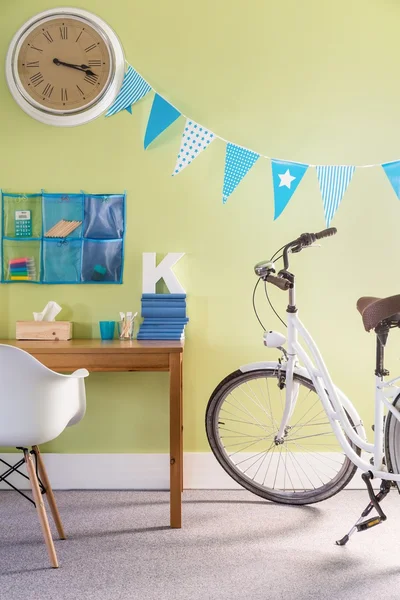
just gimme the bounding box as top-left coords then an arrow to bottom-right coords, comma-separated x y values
335,471 -> 391,546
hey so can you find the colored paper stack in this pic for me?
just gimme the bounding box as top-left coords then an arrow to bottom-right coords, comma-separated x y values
137,294 -> 188,340
9,257 -> 36,281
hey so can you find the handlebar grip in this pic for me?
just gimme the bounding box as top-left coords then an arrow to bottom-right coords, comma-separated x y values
266,275 -> 291,291
315,227 -> 337,240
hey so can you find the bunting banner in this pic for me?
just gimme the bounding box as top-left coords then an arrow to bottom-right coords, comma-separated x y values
223,144 -> 260,204
104,63 -> 400,225
382,160 -> 400,199
144,94 -> 181,149
172,119 -> 215,176
271,160 -> 309,220
105,66 -> 152,117
316,166 -> 356,226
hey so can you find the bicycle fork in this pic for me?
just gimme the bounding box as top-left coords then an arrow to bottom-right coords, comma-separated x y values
336,472 -> 391,546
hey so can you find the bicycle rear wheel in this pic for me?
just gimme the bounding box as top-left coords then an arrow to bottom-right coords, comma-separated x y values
206,368 -> 360,505
384,392 -> 400,487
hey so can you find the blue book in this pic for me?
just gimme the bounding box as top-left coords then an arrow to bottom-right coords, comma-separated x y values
139,327 -> 185,335
141,302 -> 186,308
141,298 -> 186,304
140,323 -> 186,329
142,307 -> 186,318
138,335 -> 184,340
141,318 -> 189,324
142,294 -> 186,299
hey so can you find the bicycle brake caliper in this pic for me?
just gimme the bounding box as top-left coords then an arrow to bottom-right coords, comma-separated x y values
277,359 -> 286,390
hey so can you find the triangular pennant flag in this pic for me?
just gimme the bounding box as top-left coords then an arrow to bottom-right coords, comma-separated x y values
105,66 -> 151,117
172,119 -> 215,176
223,144 -> 259,203
382,160 -> 400,198
316,165 -> 355,226
144,94 -> 181,149
271,160 -> 309,220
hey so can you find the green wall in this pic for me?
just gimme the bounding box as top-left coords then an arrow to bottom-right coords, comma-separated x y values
1,0 -> 400,453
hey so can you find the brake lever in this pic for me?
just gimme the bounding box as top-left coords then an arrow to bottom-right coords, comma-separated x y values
303,243 -> 321,249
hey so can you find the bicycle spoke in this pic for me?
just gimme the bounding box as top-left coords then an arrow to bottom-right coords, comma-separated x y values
227,392 -> 272,434
222,436 -> 274,449
273,446 -> 283,489
245,381 -> 276,423
287,450 -> 314,490
287,431 -> 335,443
262,445 -> 278,486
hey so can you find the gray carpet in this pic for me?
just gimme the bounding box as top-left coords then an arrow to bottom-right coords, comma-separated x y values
1,489 -> 400,600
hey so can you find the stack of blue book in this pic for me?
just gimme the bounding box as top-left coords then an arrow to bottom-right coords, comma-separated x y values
137,293 -> 188,340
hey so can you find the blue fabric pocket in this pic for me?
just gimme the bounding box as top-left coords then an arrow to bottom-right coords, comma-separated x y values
43,239 -> 82,283
43,194 -> 84,239
81,239 -> 123,283
83,195 -> 124,239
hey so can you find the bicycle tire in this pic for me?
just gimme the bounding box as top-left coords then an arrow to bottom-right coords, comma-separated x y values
206,368 -> 360,505
384,392 -> 400,487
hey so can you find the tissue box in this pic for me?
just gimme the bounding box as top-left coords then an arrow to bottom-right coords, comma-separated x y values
16,321 -> 73,341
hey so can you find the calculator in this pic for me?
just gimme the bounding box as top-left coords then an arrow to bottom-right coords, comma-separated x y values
15,210 -> 32,237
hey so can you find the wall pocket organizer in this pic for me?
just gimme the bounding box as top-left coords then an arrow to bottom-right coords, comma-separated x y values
1,192 -> 126,284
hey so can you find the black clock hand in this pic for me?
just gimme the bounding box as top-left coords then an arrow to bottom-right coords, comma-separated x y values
53,58 -> 96,76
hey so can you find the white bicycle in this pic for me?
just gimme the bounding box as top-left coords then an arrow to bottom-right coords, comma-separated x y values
206,228 -> 400,544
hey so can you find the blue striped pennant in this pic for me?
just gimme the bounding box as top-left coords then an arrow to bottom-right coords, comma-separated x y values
316,165 -> 355,226
106,65 -> 151,117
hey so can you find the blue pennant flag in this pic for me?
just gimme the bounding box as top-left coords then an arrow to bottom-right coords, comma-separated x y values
105,66 -> 152,117
271,160 -> 309,220
144,94 -> 181,149
382,160 -> 400,199
316,165 -> 355,226
223,144 -> 259,203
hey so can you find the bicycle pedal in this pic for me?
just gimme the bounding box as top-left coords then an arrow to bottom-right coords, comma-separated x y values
356,517 -> 382,532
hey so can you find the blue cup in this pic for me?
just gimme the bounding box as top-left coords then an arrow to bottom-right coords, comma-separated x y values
99,321 -> 115,340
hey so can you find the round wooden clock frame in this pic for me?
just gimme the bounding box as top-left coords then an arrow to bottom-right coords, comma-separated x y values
5,7 -> 125,127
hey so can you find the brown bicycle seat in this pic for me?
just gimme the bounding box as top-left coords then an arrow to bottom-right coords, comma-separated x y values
357,295 -> 400,332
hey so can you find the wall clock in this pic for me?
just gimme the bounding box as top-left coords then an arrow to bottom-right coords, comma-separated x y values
5,7 -> 125,127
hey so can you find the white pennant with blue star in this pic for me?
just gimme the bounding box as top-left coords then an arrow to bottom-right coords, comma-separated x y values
222,144 -> 260,203
271,160 -> 309,220
105,65 -> 152,117
316,165 -> 356,226
382,160 -> 400,199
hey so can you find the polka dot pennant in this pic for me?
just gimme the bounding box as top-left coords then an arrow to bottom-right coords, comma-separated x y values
172,119 -> 215,176
222,144 -> 260,203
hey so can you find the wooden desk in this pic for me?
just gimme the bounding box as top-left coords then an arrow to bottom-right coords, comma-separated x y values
0,339 -> 184,529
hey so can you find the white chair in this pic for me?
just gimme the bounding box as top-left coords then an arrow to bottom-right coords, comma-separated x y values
0,343 -> 88,568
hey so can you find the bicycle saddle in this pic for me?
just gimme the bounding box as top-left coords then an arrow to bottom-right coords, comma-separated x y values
357,295 -> 400,332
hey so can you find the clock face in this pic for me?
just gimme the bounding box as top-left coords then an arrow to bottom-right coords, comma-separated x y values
16,16 -> 112,113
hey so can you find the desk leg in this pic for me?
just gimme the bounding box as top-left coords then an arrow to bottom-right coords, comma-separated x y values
170,352 -> 183,528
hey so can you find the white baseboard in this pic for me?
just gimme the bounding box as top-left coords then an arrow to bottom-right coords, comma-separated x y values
0,452 -> 374,490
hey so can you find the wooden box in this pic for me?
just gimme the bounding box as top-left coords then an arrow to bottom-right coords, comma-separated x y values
16,321 -> 73,341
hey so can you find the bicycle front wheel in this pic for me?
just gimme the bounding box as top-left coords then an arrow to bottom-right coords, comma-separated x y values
206,368 -> 359,505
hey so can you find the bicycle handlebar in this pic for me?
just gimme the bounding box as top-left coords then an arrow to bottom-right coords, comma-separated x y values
315,227 -> 337,240
266,274 -> 291,291
283,227 -> 337,269
257,228 -> 338,290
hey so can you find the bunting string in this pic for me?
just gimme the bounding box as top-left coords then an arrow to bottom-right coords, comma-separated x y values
106,62 -> 400,225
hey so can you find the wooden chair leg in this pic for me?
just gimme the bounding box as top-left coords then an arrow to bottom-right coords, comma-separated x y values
24,449 -> 59,569
33,446 -> 66,540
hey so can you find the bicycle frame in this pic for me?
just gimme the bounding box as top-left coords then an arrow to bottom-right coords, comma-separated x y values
242,285 -> 400,482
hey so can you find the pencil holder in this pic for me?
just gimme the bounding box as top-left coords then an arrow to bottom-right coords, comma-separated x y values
118,319 -> 134,340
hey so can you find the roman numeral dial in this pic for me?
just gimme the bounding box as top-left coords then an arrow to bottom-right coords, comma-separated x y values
17,16 -> 111,112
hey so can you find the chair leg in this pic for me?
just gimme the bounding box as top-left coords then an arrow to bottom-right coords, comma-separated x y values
24,449 -> 59,569
32,446 -> 66,540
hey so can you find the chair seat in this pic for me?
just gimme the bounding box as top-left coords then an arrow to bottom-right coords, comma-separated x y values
357,295 -> 400,331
